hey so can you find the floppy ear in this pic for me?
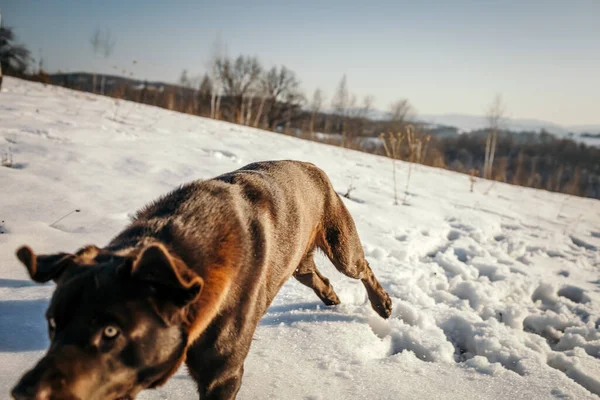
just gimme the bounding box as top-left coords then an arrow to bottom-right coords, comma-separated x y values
131,244 -> 203,308
16,246 -> 74,283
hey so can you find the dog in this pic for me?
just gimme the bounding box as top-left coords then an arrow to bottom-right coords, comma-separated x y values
11,160 -> 392,400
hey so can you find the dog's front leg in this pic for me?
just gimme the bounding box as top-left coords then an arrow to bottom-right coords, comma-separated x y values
191,360 -> 244,399
199,366 -> 244,400
186,342 -> 248,400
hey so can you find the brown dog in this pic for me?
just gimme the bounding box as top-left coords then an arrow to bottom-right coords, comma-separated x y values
11,160 -> 392,400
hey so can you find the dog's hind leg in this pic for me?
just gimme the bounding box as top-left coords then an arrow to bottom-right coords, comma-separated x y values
293,253 -> 341,306
318,196 -> 392,319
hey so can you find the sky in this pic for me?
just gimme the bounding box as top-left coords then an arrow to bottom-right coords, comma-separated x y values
1,0 -> 599,126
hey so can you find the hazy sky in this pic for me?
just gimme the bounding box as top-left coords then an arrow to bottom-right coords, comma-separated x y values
2,0 -> 599,126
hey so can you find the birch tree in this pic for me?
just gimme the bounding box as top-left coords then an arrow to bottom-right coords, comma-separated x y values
331,75 -> 349,134
207,36 -> 226,119
483,94 -> 505,179
309,88 -> 325,134
90,29 -> 116,94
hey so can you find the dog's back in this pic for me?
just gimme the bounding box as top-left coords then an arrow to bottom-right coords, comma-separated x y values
107,160 -> 342,327
109,159 -> 335,280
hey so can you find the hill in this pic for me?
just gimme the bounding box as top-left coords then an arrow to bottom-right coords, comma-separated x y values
1,77 -> 599,399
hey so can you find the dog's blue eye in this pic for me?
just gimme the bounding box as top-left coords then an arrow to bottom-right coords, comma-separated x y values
103,325 -> 120,339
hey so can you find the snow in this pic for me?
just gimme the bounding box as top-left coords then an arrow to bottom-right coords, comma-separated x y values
1,76 -> 600,399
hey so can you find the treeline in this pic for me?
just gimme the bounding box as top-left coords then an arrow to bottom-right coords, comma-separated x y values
2,25 -> 599,199
16,69 -> 600,200
433,131 -> 600,198
287,126 -> 600,199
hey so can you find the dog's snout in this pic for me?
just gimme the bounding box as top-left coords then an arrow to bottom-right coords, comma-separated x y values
11,387 -> 32,400
11,383 -> 50,400
11,362 -> 54,400
12,346 -> 90,400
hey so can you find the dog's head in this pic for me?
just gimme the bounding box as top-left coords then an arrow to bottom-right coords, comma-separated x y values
11,243 -> 202,400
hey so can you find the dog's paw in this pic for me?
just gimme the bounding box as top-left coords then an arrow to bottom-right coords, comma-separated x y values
322,291 -> 341,306
371,291 -> 392,319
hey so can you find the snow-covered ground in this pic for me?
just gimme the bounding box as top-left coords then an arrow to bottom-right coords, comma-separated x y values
1,77 -> 599,399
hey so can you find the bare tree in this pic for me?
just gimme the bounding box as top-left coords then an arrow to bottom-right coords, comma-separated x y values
206,36 -> 226,119
89,30 -> 101,92
331,75 -> 350,134
309,88 -> 325,134
388,99 -> 413,131
215,55 -> 261,123
348,93 -> 357,116
360,95 -> 375,119
178,69 -> 192,88
331,75 -> 349,115
253,78 -> 269,128
177,69 -> 200,113
90,29 -> 116,94
99,30 -> 116,95
195,74 -> 213,115
345,94 -> 375,136
199,74 -> 212,95
254,66 -> 304,130
244,94 -> 254,125
241,80 -> 261,125
483,94 -> 505,179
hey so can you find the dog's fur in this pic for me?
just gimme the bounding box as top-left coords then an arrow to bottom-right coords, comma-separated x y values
12,160 -> 392,400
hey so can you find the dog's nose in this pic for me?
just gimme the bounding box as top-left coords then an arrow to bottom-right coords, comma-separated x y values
11,383 -> 50,400
11,383 -> 32,400
11,388 -> 33,400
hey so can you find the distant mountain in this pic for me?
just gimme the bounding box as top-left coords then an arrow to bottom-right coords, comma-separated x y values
568,124 -> 600,133
421,113 -> 566,135
417,113 -> 600,147
349,109 -> 599,136
49,72 -> 174,93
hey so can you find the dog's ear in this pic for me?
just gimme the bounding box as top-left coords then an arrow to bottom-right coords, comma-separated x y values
131,243 -> 203,308
16,246 -> 74,283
